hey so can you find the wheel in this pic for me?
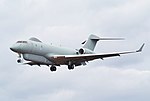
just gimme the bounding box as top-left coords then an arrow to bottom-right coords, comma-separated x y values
68,65 -> 74,70
50,65 -> 57,72
17,59 -> 22,63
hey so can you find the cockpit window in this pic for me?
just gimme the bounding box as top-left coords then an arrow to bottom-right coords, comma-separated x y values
17,41 -> 27,43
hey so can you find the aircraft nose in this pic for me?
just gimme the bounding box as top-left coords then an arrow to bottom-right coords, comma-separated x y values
10,47 -> 14,51
10,45 -> 19,52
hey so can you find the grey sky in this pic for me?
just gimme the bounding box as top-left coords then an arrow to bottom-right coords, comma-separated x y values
0,0 -> 150,101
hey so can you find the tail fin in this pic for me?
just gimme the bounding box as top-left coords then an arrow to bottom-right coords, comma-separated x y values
83,34 -> 100,51
82,34 -> 124,51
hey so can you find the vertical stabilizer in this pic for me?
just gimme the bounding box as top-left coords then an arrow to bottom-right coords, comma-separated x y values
83,34 -> 100,51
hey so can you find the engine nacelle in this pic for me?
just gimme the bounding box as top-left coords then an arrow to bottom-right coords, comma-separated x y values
79,48 -> 94,54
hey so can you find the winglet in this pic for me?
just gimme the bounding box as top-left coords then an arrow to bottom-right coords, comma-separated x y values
136,43 -> 145,52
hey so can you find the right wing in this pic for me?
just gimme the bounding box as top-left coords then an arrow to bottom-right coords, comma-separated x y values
66,43 -> 145,60
46,44 -> 145,65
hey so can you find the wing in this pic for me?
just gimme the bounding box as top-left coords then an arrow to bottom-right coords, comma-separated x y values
46,44 -> 145,65
68,43 -> 145,61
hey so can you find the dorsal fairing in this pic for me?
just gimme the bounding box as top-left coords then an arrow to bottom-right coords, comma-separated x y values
29,37 -> 42,42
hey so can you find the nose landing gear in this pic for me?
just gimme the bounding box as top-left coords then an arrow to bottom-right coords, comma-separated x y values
17,53 -> 22,63
17,59 -> 22,63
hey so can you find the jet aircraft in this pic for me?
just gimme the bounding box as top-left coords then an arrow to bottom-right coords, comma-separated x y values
10,34 -> 144,72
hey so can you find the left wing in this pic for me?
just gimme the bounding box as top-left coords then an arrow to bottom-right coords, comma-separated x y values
48,44 -> 145,64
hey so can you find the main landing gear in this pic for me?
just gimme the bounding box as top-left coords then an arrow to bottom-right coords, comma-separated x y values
50,65 -> 57,72
68,64 -> 74,70
49,64 -> 74,72
68,61 -> 74,70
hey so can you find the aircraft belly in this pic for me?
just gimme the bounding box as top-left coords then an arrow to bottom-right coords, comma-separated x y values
23,54 -> 52,65
48,56 -> 67,65
47,56 -> 84,66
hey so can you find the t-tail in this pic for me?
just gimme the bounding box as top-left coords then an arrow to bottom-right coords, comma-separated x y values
82,34 -> 100,51
82,34 -> 124,51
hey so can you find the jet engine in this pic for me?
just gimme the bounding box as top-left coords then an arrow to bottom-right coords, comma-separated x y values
78,48 -> 94,54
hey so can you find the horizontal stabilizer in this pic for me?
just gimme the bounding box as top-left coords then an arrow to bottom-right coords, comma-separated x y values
82,38 -> 124,44
99,38 -> 124,40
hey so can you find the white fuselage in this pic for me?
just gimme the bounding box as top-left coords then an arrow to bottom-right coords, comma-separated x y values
10,40 -> 78,65
10,35 -> 144,72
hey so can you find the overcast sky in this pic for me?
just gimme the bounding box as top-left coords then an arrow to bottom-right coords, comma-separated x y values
0,0 -> 150,101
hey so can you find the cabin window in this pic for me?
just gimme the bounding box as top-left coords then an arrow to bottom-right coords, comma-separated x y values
40,45 -> 43,50
41,45 -> 43,49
